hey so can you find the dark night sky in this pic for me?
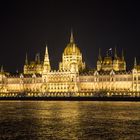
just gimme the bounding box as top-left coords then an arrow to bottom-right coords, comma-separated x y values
0,0 -> 140,72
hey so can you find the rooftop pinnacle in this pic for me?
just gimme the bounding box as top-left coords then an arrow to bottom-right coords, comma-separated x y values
70,29 -> 74,43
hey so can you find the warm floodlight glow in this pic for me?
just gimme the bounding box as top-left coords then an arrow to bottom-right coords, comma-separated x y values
0,32 -> 140,98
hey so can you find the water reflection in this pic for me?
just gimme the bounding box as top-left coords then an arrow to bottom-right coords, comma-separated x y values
0,101 -> 140,140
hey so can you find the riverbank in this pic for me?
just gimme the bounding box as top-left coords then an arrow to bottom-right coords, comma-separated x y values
0,96 -> 140,101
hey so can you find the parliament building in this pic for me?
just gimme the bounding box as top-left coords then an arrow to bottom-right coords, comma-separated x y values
0,31 -> 140,97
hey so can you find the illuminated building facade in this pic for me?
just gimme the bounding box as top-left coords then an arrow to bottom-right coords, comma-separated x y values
0,32 -> 140,97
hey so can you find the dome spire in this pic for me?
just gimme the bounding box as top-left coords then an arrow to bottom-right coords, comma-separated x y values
70,29 -> 74,43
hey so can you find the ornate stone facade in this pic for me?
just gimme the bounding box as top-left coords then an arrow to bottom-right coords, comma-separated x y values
0,32 -> 140,97
97,48 -> 126,71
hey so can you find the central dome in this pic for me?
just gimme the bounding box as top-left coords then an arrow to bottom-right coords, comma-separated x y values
63,31 -> 81,55
64,43 -> 81,55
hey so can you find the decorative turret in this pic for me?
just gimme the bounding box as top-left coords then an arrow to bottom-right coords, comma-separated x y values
23,52 -> 43,74
0,65 -> 5,85
133,57 -> 140,72
97,48 -> 102,71
114,47 -> 117,59
35,53 -> 40,64
97,48 -> 126,72
98,48 -> 102,61
25,53 -> 28,65
43,45 -> 51,73
120,49 -> 126,71
134,57 -> 137,68
122,49 -> 124,61
38,53 -> 40,64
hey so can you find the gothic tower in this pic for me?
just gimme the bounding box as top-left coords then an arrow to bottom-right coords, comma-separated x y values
43,45 -> 51,74
59,30 -> 85,72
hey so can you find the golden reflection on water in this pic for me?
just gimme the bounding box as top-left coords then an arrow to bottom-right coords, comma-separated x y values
0,101 -> 140,140
34,101 -> 81,139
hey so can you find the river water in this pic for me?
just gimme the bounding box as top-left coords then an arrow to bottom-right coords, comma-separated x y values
0,101 -> 140,140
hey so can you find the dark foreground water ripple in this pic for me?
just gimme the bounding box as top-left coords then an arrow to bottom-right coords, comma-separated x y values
0,101 -> 140,140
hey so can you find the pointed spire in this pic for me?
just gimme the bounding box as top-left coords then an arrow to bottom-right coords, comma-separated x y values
25,53 -> 28,65
1,65 -> 4,73
45,45 -> 49,55
35,53 -> 38,62
37,53 -> 40,64
134,57 -> 137,67
43,45 -> 51,73
35,53 -> 40,64
122,49 -> 124,61
44,45 -> 49,61
98,48 -> 102,61
70,29 -> 74,43
114,47 -> 117,59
